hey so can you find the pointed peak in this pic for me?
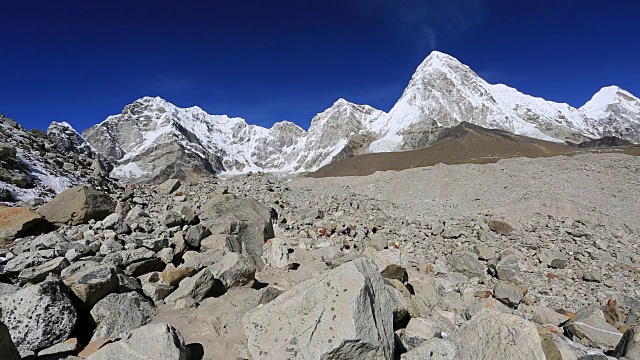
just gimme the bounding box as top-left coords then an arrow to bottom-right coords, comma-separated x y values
425,50 -> 454,59
49,121 -> 74,130
413,51 -> 467,76
582,85 -> 635,108
333,98 -> 352,106
134,96 -> 172,105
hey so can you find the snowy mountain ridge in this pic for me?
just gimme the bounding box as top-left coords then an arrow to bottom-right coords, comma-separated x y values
79,51 -> 640,180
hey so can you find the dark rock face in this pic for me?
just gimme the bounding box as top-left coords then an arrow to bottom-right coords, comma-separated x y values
573,136 -> 635,148
1,114 -> 118,203
0,321 -> 20,360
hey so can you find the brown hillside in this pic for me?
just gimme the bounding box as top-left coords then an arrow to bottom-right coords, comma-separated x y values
309,122 -> 640,177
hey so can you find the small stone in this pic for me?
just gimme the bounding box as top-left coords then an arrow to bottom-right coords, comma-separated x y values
473,245 -> 496,261
582,271 -> 603,282
493,282 -> 524,308
161,266 -> 197,287
539,250 -> 568,269
487,217 -> 522,235
185,225 -> 211,248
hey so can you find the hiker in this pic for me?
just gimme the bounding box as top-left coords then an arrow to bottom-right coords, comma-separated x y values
269,207 -> 278,223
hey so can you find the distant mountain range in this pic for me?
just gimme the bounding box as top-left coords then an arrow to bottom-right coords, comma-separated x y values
16,51 -> 640,184
73,51 -> 639,181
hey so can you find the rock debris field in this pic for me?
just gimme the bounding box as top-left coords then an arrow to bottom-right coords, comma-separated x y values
1,152 -> 640,359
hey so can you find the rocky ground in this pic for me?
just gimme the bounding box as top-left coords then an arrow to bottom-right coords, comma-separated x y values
1,152 -> 640,359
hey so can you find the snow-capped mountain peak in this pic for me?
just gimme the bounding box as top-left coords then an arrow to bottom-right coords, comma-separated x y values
580,85 -> 640,118
80,51 -> 640,181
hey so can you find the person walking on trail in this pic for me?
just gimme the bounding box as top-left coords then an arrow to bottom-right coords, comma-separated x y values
269,207 -> 278,224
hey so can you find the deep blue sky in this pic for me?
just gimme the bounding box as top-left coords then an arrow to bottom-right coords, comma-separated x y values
1,0 -> 639,132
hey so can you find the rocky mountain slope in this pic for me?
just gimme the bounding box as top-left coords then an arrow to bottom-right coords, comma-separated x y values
0,114 -> 117,203
1,152 -> 640,358
82,97 -> 384,181
76,51 -> 640,180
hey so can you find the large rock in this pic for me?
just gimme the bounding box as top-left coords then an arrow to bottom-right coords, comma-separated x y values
401,338 -> 457,360
487,217 -> 522,235
63,265 -> 119,308
86,323 -> 187,360
164,268 -> 216,305
162,266 -> 197,287
18,257 -> 70,283
564,310 -> 623,351
90,292 -> 156,340
0,321 -> 20,360
450,309 -> 545,359
2,252 -> 46,274
0,207 -> 45,244
493,254 -> 523,284
207,252 -> 255,291
493,281 -> 524,307
37,186 -> 115,226
262,238 -> 293,269
243,257 -> 395,359
450,251 -> 485,278
158,179 -> 181,194
200,197 -> 274,268
0,276 -> 77,352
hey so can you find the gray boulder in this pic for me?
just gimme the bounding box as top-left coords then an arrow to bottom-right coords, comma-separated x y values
207,252 -> 255,291
90,292 -> 155,340
200,197 -> 274,269
487,217 -> 522,235
164,269 -> 216,305
63,265 -> 119,308
0,276 -> 77,352
18,257 -> 70,284
401,338 -> 457,360
185,224 -> 211,248
262,238 -> 293,269
158,179 -> 181,194
142,282 -> 174,302
86,323 -> 187,360
2,252 -> 46,274
243,257 -> 395,359
37,186 -> 115,226
473,244 -> 496,261
539,250 -> 569,269
0,283 -> 18,297
564,310 -> 623,351
493,282 -> 524,307
450,251 -> 485,278
162,211 -> 184,228
400,317 -> 440,350
450,309 -> 545,359
124,258 -> 165,277
493,254 -> 523,284
180,249 -> 224,270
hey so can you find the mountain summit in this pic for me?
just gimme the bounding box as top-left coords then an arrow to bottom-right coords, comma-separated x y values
80,51 -> 640,181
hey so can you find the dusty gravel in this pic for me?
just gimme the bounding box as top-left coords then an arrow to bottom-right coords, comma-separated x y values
292,153 -> 640,229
